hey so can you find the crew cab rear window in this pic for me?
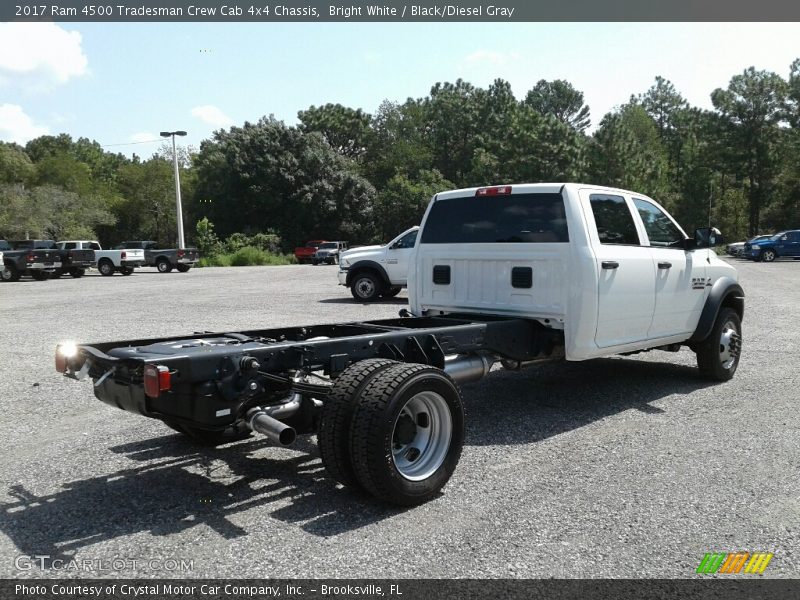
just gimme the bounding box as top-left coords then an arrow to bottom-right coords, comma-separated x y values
589,194 -> 640,245
420,193 -> 569,244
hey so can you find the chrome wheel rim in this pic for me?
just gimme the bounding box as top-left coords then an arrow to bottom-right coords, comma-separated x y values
719,320 -> 741,370
355,277 -> 375,299
764,250 -> 775,262
391,391 -> 452,481
100,262 -> 112,275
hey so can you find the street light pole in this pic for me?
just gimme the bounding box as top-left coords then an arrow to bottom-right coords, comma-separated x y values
160,130 -> 187,248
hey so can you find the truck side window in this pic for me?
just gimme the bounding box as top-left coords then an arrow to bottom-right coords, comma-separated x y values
589,194 -> 640,245
394,230 -> 418,249
633,198 -> 685,246
64,242 -> 77,250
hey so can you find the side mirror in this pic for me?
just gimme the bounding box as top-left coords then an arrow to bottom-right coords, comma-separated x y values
693,227 -> 724,249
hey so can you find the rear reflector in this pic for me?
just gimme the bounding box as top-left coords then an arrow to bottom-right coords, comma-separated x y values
121,251 -> 127,260
144,365 -> 171,398
476,186 -> 512,196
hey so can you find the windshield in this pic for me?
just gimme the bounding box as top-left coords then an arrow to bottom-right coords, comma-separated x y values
319,242 -> 337,249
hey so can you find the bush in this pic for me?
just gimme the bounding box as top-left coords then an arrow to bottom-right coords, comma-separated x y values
229,246 -> 269,266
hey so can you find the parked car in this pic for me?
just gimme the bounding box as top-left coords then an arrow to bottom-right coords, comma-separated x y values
338,226 -> 419,301
58,240 -> 145,276
744,230 -> 800,262
117,241 -> 199,272
313,241 -> 348,265
0,239 -> 62,281
30,240 -> 96,278
294,240 -> 326,264
726,234 -> 771,257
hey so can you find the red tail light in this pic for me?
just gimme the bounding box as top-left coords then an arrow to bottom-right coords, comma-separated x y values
121,251 -> 127,259
177,249 -> 185,258
144,365 -> 171,398
476,186 -> 512,196
26,253 -> 36,262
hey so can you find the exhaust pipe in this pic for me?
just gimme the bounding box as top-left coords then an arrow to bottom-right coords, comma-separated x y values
444,354 -> 495,384
246,407 -> 297,446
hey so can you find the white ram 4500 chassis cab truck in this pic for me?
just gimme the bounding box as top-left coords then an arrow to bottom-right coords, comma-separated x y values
58,183 -> 743,507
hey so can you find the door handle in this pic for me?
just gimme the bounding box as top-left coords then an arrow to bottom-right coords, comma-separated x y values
658,262 -> 672,269
601,261 -> 619,270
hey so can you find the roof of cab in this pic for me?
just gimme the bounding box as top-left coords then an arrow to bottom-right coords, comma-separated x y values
433,182 -> 643,201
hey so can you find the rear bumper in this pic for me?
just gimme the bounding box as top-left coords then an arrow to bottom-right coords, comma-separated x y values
121,260 -> 144,268
27,261 -> 62,270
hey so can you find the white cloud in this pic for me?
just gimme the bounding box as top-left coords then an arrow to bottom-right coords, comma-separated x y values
190,105 -> 233,128
464,50 -> 521,67
130,132 -> 159,143
0,23 -> 88,89
0,104 -> 49,144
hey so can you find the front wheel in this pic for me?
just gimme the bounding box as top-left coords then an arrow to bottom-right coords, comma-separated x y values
761,249 -> 776,262
156,259 -> 173,273
348,363 -> 465,506
69,268 -> 85,278
696,307 -> 742,381
176,264 -> 191,273
350,272 -> 383,302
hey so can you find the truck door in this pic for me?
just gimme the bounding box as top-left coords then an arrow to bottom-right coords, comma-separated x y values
631,198 -> 707,338
583,191 -> 656,348
385,229 -> 418,285
779,231 -> 800,256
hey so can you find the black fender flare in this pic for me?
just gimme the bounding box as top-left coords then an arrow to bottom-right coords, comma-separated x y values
688,276 -> 745,343
346,260 -> 391,288
154,254 -> 172,266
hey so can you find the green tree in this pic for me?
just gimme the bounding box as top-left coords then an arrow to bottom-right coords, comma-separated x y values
0,143 -> 35,184
523,79 -> 591,133
373,169 -> 454,241
711,67 -> 789,235
297,103 -> 372,160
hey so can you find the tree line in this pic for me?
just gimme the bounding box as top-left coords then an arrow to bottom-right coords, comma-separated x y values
1,60 -> 799,250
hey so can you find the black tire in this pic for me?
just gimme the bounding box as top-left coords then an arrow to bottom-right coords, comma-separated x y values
165,421 -> 252,446
156,258 -> 173,273
349,363 -> 465,506
119,267 -> 133,276
1,265 -> 20,282
761,249 -> 776,262
176,264 -> 191,273
696,307 -> 742,382
98,259 -> 115,276
30,271 -> 49,281
318,358 -> 400,489
69,268 -> 85,278
350,271 -> 383,302
312,259 -> 319,266
51,269 -> 64,279
383,286 -> 402,298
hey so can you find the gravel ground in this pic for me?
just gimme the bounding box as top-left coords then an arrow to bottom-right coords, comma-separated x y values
0,259 -> 797,579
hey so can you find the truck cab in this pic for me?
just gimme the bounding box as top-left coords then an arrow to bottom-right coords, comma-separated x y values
410,183 -> 740,364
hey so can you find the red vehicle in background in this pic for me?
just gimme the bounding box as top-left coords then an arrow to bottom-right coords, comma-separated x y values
294,240 -> 326,264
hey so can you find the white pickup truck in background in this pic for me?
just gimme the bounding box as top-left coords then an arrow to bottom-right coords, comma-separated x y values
56,241 -> 145,276
338,226 -> 419,301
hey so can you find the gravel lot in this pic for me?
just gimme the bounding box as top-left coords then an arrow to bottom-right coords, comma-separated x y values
0,259 -> 798,579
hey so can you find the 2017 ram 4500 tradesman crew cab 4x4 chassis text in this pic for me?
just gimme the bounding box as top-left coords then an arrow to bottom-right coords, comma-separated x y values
57,183 -> 743,506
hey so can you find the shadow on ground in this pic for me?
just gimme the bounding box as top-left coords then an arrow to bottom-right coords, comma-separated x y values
0,356 -> 713,562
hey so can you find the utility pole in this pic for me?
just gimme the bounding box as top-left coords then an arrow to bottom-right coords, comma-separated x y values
160,130 -> 187,247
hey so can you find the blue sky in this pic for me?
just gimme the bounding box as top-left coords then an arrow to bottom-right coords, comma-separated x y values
2,22 -> 800,156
